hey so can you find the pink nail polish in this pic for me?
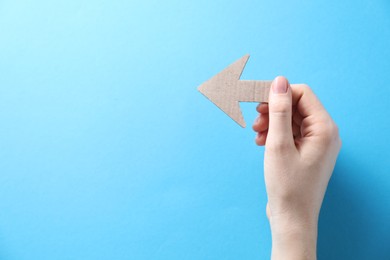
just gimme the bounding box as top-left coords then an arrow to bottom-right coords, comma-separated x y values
272,77 -> 288,93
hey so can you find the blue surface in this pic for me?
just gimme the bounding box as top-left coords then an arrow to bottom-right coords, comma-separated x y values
0,0 -> 389,259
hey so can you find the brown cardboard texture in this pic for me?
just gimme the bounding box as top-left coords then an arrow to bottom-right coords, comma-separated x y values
198,54 -> 272,128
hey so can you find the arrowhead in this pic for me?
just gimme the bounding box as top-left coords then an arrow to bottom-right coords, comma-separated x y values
198,54 -> 250,127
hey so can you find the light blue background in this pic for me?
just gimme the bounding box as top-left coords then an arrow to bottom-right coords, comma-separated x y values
0,0 -> 389,259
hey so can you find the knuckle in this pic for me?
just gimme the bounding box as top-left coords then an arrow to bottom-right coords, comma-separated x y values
270,99 -> 291,115
266,139 -> 293,154
295,83 -> 311,93
301,84 -> 311,91
319,120 -> 341,145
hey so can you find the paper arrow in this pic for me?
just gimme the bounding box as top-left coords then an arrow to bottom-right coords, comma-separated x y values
198,54 -> 272,128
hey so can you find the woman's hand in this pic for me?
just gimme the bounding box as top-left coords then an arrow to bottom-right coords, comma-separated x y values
253,76 -> 341,260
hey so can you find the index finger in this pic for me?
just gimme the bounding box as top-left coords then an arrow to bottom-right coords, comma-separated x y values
291,84 -> 330,120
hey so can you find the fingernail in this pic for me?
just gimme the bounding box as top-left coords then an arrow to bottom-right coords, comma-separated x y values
272,76 -> 288,94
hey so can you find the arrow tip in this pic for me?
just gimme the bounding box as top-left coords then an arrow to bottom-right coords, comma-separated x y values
198,55 -> 250,127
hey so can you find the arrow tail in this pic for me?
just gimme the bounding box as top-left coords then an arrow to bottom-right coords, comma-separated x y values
236,80 -> 272,102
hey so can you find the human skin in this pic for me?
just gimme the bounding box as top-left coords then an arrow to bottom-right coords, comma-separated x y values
252,76 -> 341,260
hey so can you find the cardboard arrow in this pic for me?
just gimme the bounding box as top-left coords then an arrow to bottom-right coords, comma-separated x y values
198,54 -> 273,128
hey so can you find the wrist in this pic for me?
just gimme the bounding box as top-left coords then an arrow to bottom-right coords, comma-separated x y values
269,215 -> 318,260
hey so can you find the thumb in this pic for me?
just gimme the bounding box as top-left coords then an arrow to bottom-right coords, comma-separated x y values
266,76 -> 295,150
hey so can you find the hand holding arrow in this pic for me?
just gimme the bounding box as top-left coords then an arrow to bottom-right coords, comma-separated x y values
197,54 -> 299,128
